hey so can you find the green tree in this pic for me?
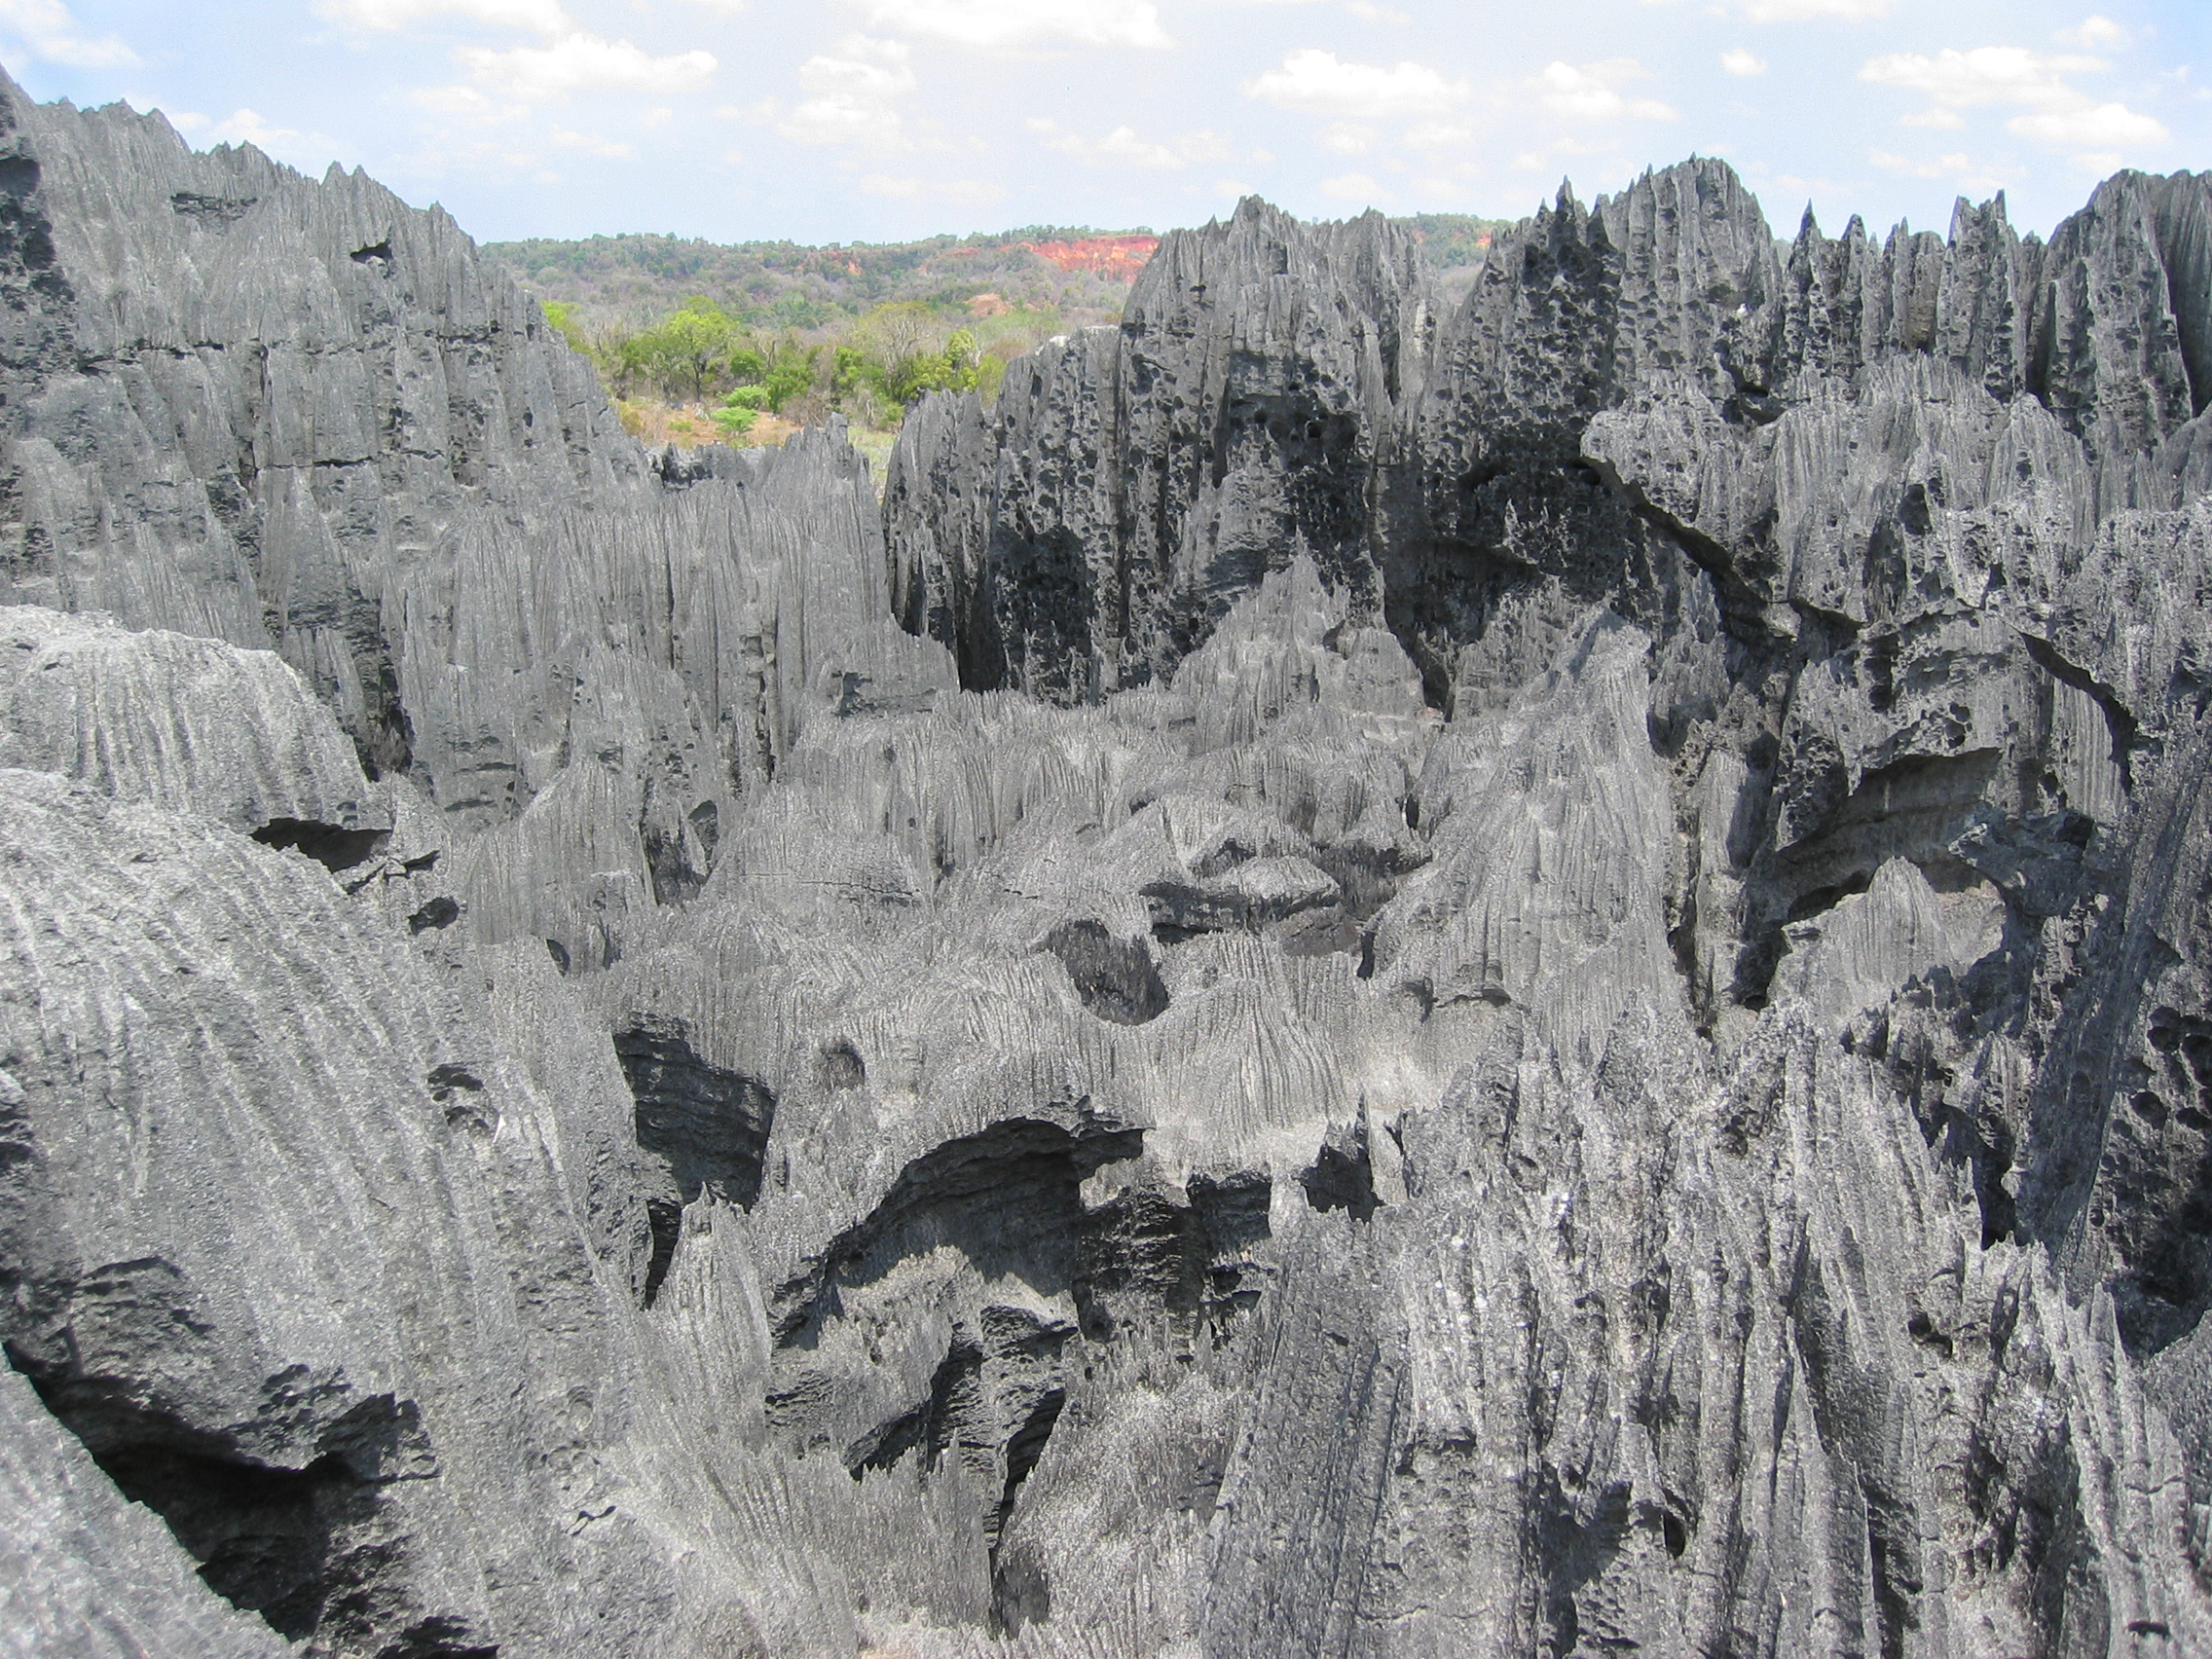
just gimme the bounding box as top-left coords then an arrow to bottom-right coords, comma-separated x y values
633,296 -> 739,402
974,352 -> 1008,404
540,299 -> 590,354
726,344 -> 768,386
941,328 -> 982,393
831,345 -> 870,403
761,344 -> 818,412
599,326 -> 646,398
881,350 -> 950,405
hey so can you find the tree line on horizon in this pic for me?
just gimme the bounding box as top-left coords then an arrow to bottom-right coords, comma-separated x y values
541,293 -> 1036,443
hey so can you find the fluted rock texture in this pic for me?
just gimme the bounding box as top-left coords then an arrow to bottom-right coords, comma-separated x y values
7,60 -> 2212,1659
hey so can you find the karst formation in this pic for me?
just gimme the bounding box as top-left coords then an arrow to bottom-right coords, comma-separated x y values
3,62 -> 2212,1658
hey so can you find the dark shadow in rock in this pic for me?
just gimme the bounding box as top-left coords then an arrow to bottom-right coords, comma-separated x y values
169,191 -> 254,227
1534,1471 -> 1634,1659
2107,1003 -> 2212,1356
250,818 -> 387,873
1045,920 -> 1168,1024
90,1439 -> 365,1640
818,1037 -> 866,1091
643,822 -> 708,906
990,1382 -> 1066,1544
18,1363 -> 486,1657
1141,872 -> 1336,940
1075,1169 -> 1272,1337
840,1306 -> 1075,1614
1736,748 -> 2004,1003
407,896 -> 460,935
426,1065 -> 494,1139
846,1333 -> 982,1477
1948,806 -> 2093,920
1314,839 -> 1426,923
769,1111 -> 1145,1353
687,799 -> 719,866
991,1541 -> 1051,1637
1301,1120 -> 1378,1222
614,1014 -> 776,1307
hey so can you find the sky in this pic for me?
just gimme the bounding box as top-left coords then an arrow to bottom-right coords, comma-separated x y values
1,0 -> 2207,248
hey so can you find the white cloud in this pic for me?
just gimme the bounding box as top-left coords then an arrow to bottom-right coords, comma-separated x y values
777,35 -> 914,149
210,109 -> 296,148
43,33 -> 136,66
1862,46 -> 2103,110
1532,58 -> 1676,122
1739,0 -> 1888,18
2009,101 -> 2167,147
849,0 -> 1169,52
1243,50 -> 1468,119
1408,174 -> 1477,203
1321,122 -> 1374,154
411,84 -> 505,113
319,0 -> 570,31
0,0 -> 139,66
1900,106 -> 1967,129
2054,15 -> 2127,51
1869,146 -> 1945,175
1319,169 -> 1384,202
860,171 -> 1007,203
460,32 -> 718,100
1406,121 -> 1477,150
1032,119 -> 1174,166
1641,0 -> 1886,16
1404,120 -> 1476,149
1862,43 -> 2167,157
202,108 -> 313,153
1027,119 -> 1229,168
1869,146 -> 2005,191
1088,126 -> 1180,166
1720,48 -> 1766,77
1343,0 -> 1408,19
549,127 -> 634,157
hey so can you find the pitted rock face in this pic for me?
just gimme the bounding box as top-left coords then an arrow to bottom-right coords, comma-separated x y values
5,56 -> 2212,1659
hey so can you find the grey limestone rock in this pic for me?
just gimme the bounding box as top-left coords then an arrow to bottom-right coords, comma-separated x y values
8,58 -> 2212,1659
886,198 -> 1436,702
0,1362 -> 294,1658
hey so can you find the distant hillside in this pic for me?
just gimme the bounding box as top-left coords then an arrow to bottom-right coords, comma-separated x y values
480,226 -> 1148,334
479,212 -> 1508,335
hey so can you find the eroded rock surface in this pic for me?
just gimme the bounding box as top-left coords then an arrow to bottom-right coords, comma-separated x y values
5,60 -> 2212,1659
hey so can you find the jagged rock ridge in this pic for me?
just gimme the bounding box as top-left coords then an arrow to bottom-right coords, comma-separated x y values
3,64 -> 2211,1659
